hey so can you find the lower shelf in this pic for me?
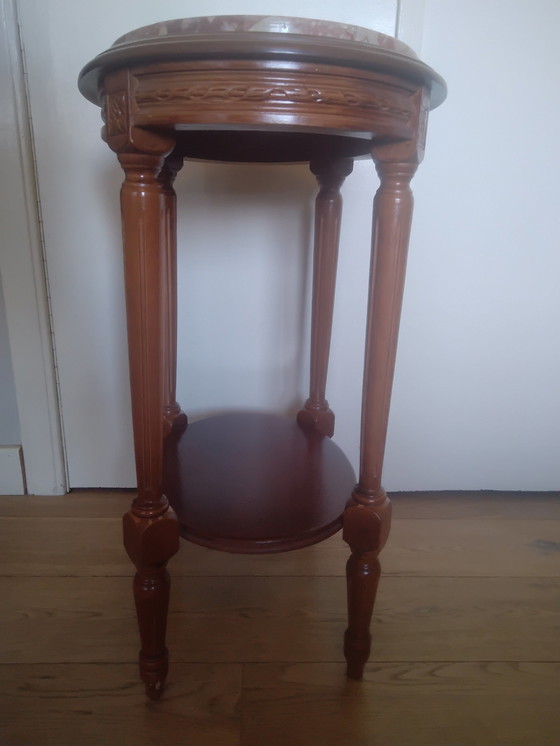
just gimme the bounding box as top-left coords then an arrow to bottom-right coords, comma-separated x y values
163,412 -> 356,554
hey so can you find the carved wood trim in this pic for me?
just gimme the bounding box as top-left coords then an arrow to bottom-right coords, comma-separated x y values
101,69 -> 175,155
132,63 -> 417,138
136,82 -> 412,120
105,90 -> 128,137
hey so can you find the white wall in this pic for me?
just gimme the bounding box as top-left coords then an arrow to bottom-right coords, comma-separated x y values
14,0 -> 560,491
383,0 -> 560,490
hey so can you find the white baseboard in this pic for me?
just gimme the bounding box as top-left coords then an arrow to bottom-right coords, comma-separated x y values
0,445 -> 25,494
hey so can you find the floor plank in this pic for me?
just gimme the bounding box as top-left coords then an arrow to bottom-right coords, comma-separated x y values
0,663 -> 241,746
2,489 -> 559,519
242,661 -> 560,746
2,576 -> 559,665
3,516 -> 559,578
391,490 -> 560,519
1,491 -> 560,744
385,517 -> 560,577
0,491 -> 131,518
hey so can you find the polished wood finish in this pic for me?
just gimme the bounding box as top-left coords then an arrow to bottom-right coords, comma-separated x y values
297,158 -> 353,438
5,490 -> 560,578
2,491 -> 560,745
118,150 -> 169,515
78,19 -> 445,698
342,132 -> 425,677
117,150 -> 180,697
122,508 -> 178,699
79,33 -> 447,109
163,413 -> 355,553
160,152 -> 188,438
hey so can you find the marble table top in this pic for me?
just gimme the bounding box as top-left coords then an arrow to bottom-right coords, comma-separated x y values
113,15 -> 416,59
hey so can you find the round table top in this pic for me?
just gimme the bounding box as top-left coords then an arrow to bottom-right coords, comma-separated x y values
113,15 -> 417,57
78,14 -> 446,108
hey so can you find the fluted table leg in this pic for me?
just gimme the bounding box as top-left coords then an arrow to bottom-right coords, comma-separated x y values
118,151 -> 180,699
343,140 -> 421,679
297,158 -> 353,437
160,151 -> 188,438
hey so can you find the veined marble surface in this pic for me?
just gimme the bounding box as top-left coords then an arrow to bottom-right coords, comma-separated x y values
113,15 -> 416,58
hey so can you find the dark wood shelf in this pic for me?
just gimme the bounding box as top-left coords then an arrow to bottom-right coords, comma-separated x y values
176,130 -> 373,163
163,413 -> 356,553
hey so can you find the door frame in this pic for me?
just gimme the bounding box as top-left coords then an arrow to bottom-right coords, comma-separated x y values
0,0 -> 67,494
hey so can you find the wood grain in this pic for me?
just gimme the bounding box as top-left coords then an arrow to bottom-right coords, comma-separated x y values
1,491 -> 559,744
0,663 -> 241,746
163,413 -> 355,553
390,490 -> 560,519
0,491 -> 132,518
242,661 -> 560,746
3,515 -> 559,578
1,489 -> 558,519
2,575 -> 559,665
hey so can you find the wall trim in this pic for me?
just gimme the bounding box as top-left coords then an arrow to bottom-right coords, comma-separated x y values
0,446 -> 26,495
395,0 -> 426,55
0,0 -> 67,494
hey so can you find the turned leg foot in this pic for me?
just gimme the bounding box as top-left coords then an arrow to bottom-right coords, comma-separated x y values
342,491 -> 391,679
139,648 -> 169,700
134,566 -> 172,697
123,506 -> 179,699
141,652 -> 169,700
344,553 -> 380,679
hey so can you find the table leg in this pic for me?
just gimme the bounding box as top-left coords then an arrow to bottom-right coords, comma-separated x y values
343,151 -> 419,679
160,152 -> 188,438
297,158 -> 353,437
118,151 -> 180,699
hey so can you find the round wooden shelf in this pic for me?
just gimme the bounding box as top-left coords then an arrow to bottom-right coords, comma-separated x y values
174,130 -> 376,164
163,413 -> 356,553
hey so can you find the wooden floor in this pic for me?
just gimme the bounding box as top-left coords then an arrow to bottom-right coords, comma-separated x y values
1,490 -> 559,745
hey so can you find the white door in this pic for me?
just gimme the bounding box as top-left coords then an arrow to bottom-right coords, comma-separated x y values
0,0 -> 66,494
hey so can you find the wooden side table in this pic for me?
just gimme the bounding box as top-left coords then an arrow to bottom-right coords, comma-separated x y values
78,15 -> 446,699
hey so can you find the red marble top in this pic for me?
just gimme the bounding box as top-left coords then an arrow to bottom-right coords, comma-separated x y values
113,15 -> 416,59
